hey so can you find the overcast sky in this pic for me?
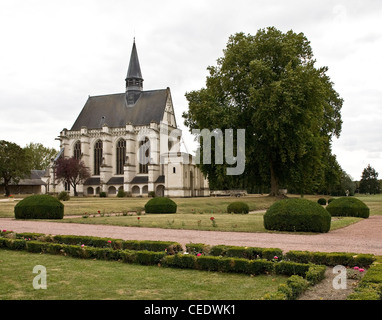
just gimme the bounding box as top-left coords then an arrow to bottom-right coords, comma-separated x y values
1,0 -> 381,180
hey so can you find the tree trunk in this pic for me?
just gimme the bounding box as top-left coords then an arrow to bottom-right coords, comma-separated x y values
4,184 -> 10,197
269,161 -> 280,197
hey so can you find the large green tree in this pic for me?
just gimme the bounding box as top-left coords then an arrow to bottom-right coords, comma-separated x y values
24,142 -> 58,170
0,140 -> 32,196
183,27 -> 343,196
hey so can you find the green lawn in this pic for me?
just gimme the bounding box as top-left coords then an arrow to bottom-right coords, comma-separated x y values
0,194 -> 372,232
0,249 -> 286,300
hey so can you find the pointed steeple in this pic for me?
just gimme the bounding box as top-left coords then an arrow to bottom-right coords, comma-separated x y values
125,39 -> 143,103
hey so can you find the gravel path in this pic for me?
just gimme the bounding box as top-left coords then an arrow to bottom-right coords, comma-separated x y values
1,216 -> 381,255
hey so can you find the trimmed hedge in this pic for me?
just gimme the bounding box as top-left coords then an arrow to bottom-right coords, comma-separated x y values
326,197 -> 370,218
285,250 -> 375,267
4,232 -> 183,254
14,195 -> 64,219
208,244 -> 283,261
161,254 -> 274,275
52,235 -> 182,253
144,197 -> 177,214
227,202 -> 249,214
263,198 -> 331,233
317,198 -> 327,205
347,263 -> 382,300
262,265 -> 325,300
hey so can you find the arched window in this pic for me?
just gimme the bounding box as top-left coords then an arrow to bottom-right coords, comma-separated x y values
94,140 -> 103,175
73,141 -> 81,160
116,139 -> 126,175
139,137 -> 150,174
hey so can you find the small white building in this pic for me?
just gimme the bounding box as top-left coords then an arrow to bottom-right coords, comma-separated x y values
46,41 -> 209,197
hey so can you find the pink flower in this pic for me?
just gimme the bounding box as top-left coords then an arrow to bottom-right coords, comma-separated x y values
81,244 -> 85,248
354,266 -> 359,270
197,253 -> 202,257
107,240 -> 112,243
2,230 -> 6,232
359,268 -> 365,272
274,256 -> 278,260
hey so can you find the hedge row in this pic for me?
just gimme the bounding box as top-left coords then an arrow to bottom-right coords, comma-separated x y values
263,275 -> 310,300
285,250 -> 375,268
186,243 -> 283,261
0,238 -> 166,265
348,263 -> 382,300
10,232 -> 183,254
0,237 -> 324,280
162,254 -> 274,275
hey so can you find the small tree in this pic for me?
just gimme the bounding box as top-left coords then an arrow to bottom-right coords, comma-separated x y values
55,157 -> 90,196
359,164 -> 380,194
0,140 -> 32,196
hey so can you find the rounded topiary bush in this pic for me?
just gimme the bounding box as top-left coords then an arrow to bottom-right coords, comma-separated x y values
144,197 -> 177,214
317,198 -> 327,205
263,198 -> 331,233
227,201 -> 249,214
326,197 -> 370,218
14,195 -> 64,219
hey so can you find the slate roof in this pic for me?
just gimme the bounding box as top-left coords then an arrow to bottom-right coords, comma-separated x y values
130,176 -> 149,184
126,41 -> 143,80
107,176 -> 124,185
70,89 -> 169,131
0,170 -> 47,186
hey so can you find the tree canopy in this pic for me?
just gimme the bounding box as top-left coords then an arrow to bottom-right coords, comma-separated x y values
359,164 -> 380,194
0,140 -> 32,196
55,157 -> 90,196
183,27 -> 343,196
24,142 -> 58,170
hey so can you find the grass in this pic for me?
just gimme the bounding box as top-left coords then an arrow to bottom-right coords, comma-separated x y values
0,249 -> 286,300
0,194 -> 372,233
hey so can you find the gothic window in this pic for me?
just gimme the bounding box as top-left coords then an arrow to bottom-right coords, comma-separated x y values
139,137 -> 150,174
94,140 -> 103,175
73,141 -> 81,160
116,139 -> 126,175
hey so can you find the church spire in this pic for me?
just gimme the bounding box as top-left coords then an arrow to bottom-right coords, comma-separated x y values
125,39 -> 143,98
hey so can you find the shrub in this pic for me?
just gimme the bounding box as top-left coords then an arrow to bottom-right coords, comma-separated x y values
186,243 -> 210,255
14,195 -> 64,219
148,191 -> 156,198
328,198 -> 335,204
99,192 -> 107,198
305,265 -> 326,285
286,275 -> 309,300
226,202 -> 249,214
326,197 -> 370,218
263,198 -> 331,233
317,198 -> 327,205
57,191 -> 70,201
162,254 -> 197,269
117,189 -> 126,197
274,261 -> 311,277
144,197 -> 177,214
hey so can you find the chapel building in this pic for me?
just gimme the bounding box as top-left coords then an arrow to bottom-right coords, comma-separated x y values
47,41 -> 209,197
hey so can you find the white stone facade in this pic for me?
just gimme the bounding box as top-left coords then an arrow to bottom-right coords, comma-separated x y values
46,41 -> 209,197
